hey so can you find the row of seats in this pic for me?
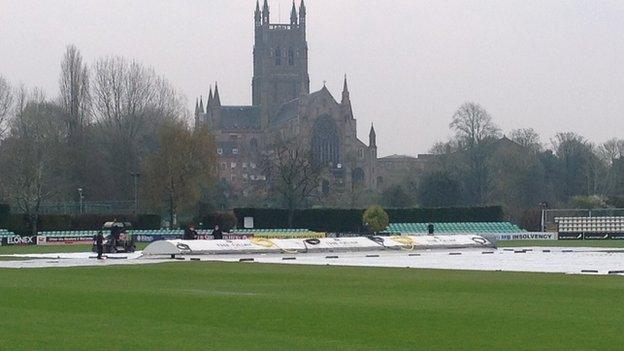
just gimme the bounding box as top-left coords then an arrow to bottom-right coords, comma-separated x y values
0,229 -> 16,237
31,229 -> 318,238
387,222 -> 524,234
37,230 -> 184,237
556,216 -> 624,233
233,229 -> 310,233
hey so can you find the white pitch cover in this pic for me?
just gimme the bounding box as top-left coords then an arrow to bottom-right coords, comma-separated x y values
142,235 -> 494,256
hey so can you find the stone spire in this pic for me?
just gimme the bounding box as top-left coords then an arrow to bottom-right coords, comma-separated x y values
341,75 -> 353,120
299,0 -> 306,17
369,123 -> 377,148
262,0 -> 270,25
290,1 -> 298,26
198,95 -> 204,114
213,82 -> 221,107
206,86 -> 213,110
299,0 -> 306,37
255,0 -> 261,26
341,75 -> 350,103
194,98 -> 199,117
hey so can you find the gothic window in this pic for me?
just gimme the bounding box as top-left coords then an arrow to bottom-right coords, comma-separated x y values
311,115 -> 340,168
275,47 -> 281,65
288,47 -> 294,65
352,168 -> 365,190
250,138 -> 258,148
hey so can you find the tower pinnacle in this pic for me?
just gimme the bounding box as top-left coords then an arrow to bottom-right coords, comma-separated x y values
262,0 -> 270,25
207,86 -> 213,110
342,74 -> 350,102
290,1 -> 298,25
213,82 -> 221,106
255,0 -> 261,26
369,123 -> 377,148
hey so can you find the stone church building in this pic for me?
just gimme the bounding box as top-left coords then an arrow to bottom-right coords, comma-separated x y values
195,1 -> 427,204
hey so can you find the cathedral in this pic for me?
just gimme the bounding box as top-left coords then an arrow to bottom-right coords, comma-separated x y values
195,0 -> 426,204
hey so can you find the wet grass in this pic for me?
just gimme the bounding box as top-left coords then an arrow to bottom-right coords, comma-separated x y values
0,262 -> 623,350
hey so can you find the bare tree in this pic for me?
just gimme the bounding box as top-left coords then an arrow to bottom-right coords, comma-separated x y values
598,138 -> 624,165
429,139 -> 460,155
59,45 -> 91,140
58,45 -> 92,195
91,56 -> 187,198
450,102 -> 501,148
510,128 -> 543,153
448,102 -> 500,205
0,75 -> 13,139
264,139 -> 322,227
0,100 -> 66,234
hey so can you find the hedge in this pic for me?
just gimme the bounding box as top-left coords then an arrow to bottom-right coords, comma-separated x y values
4,213 -> 161,235
233,206 -> 503,232
0,203 -> 9,229
195,211 -> 237,231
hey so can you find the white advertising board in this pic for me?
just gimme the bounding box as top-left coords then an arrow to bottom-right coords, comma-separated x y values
492,232 -> 558,241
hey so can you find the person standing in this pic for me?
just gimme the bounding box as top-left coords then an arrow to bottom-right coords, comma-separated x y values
212,224 -> 223,240
95,231 -> 104,259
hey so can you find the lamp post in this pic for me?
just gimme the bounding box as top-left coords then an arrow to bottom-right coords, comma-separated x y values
130,172 -> 141,214
77,188 -> 84,214
539,201 -> 549,232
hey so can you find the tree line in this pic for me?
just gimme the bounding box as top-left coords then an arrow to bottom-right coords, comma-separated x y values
0,46 -> 215,232
379,102 -> 624,227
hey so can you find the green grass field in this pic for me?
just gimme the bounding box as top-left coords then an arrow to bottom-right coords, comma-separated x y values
0,243 -> 149,255
0,262 -> 623,350
1,240 -> 622,256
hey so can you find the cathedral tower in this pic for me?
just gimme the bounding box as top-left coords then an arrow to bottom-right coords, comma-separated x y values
253,0 -> 310,129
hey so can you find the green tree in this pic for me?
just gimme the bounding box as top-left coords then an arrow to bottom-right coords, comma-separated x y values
363,205 -> 389,234
552,132 -> 599,198
379,184 -> 414,208
417,171 -> 461,207
142,121 -> 216,227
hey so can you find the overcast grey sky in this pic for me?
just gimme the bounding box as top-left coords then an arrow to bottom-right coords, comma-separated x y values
1,0 -> 623,156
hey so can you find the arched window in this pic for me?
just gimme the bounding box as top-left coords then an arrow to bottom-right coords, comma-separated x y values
288,47 -> 294,65
275,47 -> 281,65
311,115 -> 340,167
352,167 -> 365,191
352,168 -> 365,183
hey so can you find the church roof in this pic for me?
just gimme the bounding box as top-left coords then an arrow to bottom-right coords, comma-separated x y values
218,106 -> 261,131
379,154 -> 418,160
272,99 -> 300,126
270,87 -> 336,127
